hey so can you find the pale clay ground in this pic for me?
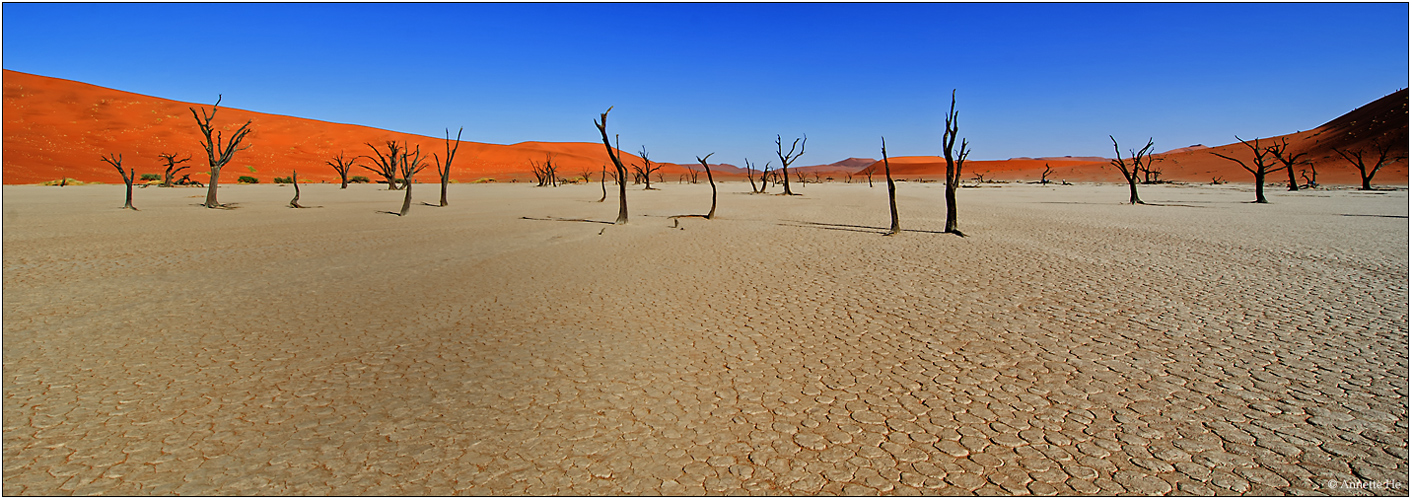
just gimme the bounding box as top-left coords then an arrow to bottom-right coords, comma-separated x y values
2,180 -> 1407,496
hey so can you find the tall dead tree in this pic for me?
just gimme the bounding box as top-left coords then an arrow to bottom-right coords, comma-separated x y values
434,127 -> 462,206
1334,138 -> 1405,191
190,95 -> 253,208
157,152 -> 191,187
288,170 -> 306,208
1040,163 -> 1053,185
1212,135 -> 1281,203
941,90 -> 970,235
326,150 -> 358,189
594,107 -> 630,224
633,147 -> 661,190
775,134 -> 806,195
881,138 -> 899,236
397,146 -> 428,216
1270,137 -> 1308,192
101,153 -> 137,210
1108,136 -> 1153,205
700,153 -> 718,219
362,141 -> 404,189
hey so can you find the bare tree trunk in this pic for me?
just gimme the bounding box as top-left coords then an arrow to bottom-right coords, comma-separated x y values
436,128 -> 462,207
397,146 -> 426,216
289,170 -> 306,208
698,154 -> 718,219
942,90 -> 969,235
594,108 -> 630,224
1213,135 -> 1280,203
158,153 -> 191,187
745,160 -> 759,194
881,138 -> 899,236
326,151 -> 357,189
1041,164 -> 1053,185
1109,136 -> 1152,205
776,135 -> 806,196
190,95 -> 253,208
598,165 -> 607,202
101,153 -> 137,210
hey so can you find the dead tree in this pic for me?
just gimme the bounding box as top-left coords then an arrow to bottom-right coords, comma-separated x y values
101,153 -> 137,210
362,141 -> 404,189
1108,136 -> 1153,205
1269,137 -> 1308,192
598,165 -> 608,202
775,134 -> 806,195
1300,165 -> 1318,189
1040,163 -> 1053,185
396,146 -> 428,216
701,154 -> 718,219
794,169 -> 808,186
941,90 -> 970,235
288,170 -> 307,208
433,127 -> 462,206
157,152 -> 191,187
744,159 -> 759,193
326,150 -> 358,189
530,154 -> 558,187
593,107 -> 630,224
881,138 -> 899,236
190,95 -> 253,208
687,167 -> 700,184
1211,135 -> 1281,203
866,164 -> 875,187
632,147 -> 661,190
1334,138 -> 1405,191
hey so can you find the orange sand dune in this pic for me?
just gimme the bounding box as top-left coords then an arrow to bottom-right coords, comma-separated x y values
3,70 -> 646,185
858,89 -> 1407,186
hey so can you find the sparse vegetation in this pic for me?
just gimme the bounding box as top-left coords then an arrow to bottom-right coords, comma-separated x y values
350,176 -> 371,184
237,176 -> 259,184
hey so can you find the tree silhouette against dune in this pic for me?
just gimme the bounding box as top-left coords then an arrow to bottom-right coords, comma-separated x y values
190,95 -> 253,208
593,107 -> 630,225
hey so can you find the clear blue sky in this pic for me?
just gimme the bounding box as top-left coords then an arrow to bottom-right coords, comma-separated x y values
4,3 -> 1407,164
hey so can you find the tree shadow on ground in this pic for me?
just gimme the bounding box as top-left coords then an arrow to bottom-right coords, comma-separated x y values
780,220 -> 949,235
520,216 -> 615,225
1338,213 -> 1408,219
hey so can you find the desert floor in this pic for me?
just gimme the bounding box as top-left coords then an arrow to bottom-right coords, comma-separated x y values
3,180 -> 1408,495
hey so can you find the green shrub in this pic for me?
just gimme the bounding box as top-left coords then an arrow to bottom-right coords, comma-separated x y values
350,176 -> 370,183
139,173 -> 162,181
273,176 -> 293,184
236,176 -> 259,184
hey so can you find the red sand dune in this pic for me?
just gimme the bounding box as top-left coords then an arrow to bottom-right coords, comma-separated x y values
5,69 -> 1406,186
3,70 -> 648,185
858,89 -> 1408,186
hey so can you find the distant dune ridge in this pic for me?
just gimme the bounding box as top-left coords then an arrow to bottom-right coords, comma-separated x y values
3,69 -> 1406,185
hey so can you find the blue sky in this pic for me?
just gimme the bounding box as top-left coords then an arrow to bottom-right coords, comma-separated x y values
3,3 -> 1407,164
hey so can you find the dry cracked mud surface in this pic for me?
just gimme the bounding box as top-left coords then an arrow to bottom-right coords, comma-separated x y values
4,182 -> 1407,495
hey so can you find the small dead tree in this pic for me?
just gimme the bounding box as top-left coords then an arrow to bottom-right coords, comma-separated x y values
1040,163 -> 1053,185
396,146 -> 428,216
530,154 -> 559,187
942,90 -> 970,235
881,137 -> 899,236
866,164 -> 875,187
157,152 -> 191,187
288,170 -> 307,208
1269,137 -> 1308,192
190,95 -> 253,208
101,153 -> 137,210
598,165 -> 608,202
744,159 -> 759,193
1109,136 -> 1153,205
326,150 -> 358,189
432,128 -> 462,206
776,134 -> 806,195
1334,138 -> 1405,191
632,147 -> 661,190
687,167 -> 700,184
593,107 -> 630,224
1211,135 -> 1281,203
1300,165 -> 1318,189
362,141 -> 404,189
